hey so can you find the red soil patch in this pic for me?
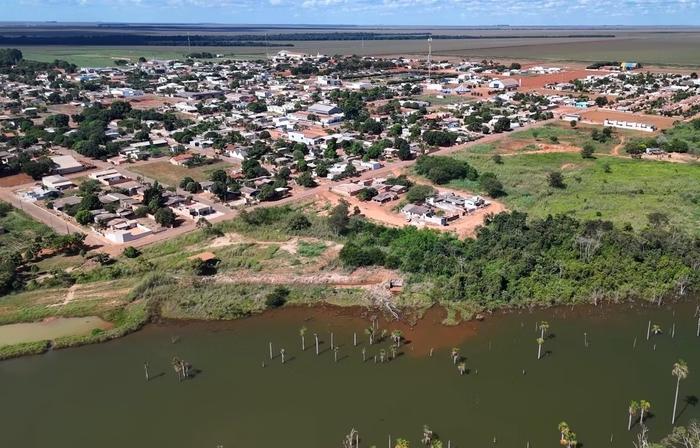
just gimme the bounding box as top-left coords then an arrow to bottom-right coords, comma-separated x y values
0,173 -> 34,187
579,109 -> 677,130
505,69 -> 609,90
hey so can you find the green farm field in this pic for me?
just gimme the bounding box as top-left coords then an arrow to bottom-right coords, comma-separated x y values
17,46 -> 260,67
13,29 -> 700,68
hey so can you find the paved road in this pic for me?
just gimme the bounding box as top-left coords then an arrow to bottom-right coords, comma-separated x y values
0,188 -> 110,249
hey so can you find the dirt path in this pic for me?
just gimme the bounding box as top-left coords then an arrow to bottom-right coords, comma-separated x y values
212,267 -> 396,289
611,136 -> 626,156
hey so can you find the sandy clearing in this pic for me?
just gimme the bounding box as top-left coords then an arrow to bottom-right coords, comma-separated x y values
579,109 -> 677,130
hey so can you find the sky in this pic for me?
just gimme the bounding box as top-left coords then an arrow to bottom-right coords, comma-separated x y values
3,0 -> 700,26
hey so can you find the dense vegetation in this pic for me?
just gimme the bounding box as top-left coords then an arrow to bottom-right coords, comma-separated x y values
0,202 -> 86,295
0,32 -> 616,47
339,211 -> 698,308
629,118 -> 700,156
415,155 -> 478,184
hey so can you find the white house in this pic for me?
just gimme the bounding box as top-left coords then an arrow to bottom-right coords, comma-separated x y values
488,78 -> 520,91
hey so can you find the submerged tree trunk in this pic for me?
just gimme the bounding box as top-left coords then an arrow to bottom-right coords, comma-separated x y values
672,377 -> 681,424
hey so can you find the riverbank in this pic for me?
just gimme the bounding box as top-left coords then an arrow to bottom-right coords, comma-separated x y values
1,278 -> 697,362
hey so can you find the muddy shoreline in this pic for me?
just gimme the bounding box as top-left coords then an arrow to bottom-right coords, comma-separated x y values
1,296 -> 697,360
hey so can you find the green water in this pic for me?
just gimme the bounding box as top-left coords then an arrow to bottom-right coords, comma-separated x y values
1,301 -> 700,448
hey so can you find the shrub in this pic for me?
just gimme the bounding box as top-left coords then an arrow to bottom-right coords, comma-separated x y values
548,171 -> 566,189
479,172 -> 505,197
122,246 -> 141,258
265,286 -> 290,308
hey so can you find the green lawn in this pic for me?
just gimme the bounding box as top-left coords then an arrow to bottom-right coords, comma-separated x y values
450,152 -> 700,235
128,160 -> 232,187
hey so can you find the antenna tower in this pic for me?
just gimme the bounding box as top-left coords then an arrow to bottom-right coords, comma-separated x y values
427,36 -> 433,81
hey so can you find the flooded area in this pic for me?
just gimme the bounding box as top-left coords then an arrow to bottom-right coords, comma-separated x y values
0,316 -> 112,346
1,301 -> 699,447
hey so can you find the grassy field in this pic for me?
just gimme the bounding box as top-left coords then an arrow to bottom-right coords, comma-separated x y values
18,46 -> 262,67
412,94 -> 476,106
505,122 -> 624,153
128,160 -> 232,187
0,206 -> 55,257
450,150 -> 700,235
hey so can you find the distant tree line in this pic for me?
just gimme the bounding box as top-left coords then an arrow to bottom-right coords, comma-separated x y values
0,32 -> 616,47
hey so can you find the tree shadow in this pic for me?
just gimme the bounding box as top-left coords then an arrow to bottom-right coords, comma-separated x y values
185,367 -> 203,380
547,333 -> 557,340
677,395 -> 698,420
147,371 -> 165,381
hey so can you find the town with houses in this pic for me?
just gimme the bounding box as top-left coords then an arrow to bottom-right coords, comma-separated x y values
1,49 -> 699,249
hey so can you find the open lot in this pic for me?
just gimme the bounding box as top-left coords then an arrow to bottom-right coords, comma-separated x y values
449,150 -> 700,235
579,109 -> 678,130
478,122 -> 624,154
128,160 -> 233,187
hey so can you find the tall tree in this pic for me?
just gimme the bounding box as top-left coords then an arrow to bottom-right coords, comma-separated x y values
672,360 -> 690,424
628,400 -> 639,430
639,400 -> 651,425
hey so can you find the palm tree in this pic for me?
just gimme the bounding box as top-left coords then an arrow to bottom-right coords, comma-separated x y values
422,425 -> 434,445
391,329 -> 402,348
539,320 -> 550,339
314,333 -> 319,355
390,346 -> 397,360
558,422 -> 570,445
652,324 -> 662,336
672,359 -> 690,424
567,431 -> 578,448
394,438 -> 410,448
362,347 -> 367,362
144,362 -> 150,381
300,326 -> 307,351
280,348 -> 286,364
639,400 -> 651,425
380,348 -> 386,363
365,327 -> 375,345
334,346 -> 339,363
628,400 -> 639,430
458,361 -> 466,375
537,337 -> 545,360
451,347 -> 460,365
